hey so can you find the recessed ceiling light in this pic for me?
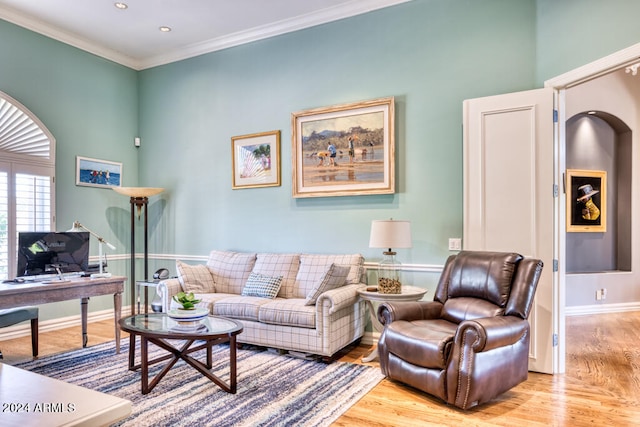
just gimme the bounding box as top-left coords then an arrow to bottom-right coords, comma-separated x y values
159,26 -> 172,33
114,2 -> 128,10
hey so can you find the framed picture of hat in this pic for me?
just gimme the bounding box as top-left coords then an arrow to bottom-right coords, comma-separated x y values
566,169 -> 606,232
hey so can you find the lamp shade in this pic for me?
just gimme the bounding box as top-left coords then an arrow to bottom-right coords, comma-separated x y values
112,187 -> 164,198
369,220 -> 412,249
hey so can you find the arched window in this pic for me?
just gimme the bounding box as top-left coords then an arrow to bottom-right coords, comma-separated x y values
0,91 -> 56,279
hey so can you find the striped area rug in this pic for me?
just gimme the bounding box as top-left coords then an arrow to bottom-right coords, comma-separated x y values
15,339 -> 384,426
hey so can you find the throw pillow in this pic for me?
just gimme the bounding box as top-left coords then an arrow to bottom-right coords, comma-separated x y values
241,272 -> 283,299
305,263 -> 351,306
176,260 -> 216,293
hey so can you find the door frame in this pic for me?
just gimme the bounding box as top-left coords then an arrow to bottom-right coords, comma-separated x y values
545,41 -> 640,374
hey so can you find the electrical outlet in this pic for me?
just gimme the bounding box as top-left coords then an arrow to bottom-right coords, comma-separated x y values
596,289 -> 602,300
448,238 -> 462,251
601,288 -> 607,300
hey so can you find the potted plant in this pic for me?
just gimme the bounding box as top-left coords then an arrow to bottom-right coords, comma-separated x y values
172,291 -> 201,310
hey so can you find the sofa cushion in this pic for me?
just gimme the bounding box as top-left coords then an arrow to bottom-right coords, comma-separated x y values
304,263 -> 351,306
252,253 -> 300,298
176,260 -> 216,293
212,296 -> 274,321
258,299 -> 316,328
241,272 -> 283,299
206,250 -> 257,294
294,253 -> 364,298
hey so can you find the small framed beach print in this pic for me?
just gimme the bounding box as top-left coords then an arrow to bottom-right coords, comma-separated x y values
566,169 -> 606,232
291,97 -> 395,198
231,130 -> 281,189
76,156 -> 122,189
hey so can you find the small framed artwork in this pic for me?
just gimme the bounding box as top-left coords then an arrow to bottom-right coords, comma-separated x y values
291,97 -> 395,198
566,169 -> 606,232
76,156 -> 122,188
231,130 -> 281,189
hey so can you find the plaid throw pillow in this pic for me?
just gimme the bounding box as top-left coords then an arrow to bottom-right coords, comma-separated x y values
305,263 -> 351,306
176,260 -> 216,293
241,272 -> 283,299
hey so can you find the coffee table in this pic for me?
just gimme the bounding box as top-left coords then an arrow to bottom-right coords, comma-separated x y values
119,313 -> 243,394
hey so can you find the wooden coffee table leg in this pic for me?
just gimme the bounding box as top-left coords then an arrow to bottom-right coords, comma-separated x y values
141,336 -> 149,394
128,334 -> 136,370
230,335 -> 237,393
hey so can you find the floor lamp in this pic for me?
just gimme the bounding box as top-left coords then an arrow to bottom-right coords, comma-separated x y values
113,187 -> 164,314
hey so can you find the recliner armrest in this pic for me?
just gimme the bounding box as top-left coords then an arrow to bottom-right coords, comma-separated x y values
377,301 -> 443,325
455,315 -> 529,352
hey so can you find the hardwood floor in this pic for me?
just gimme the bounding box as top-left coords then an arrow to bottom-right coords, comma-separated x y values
1,312 -> 639,426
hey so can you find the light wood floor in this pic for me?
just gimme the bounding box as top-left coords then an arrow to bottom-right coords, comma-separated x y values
1,312 -> 639,426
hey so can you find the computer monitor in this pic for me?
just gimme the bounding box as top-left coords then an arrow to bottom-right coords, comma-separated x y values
17,231 -> 90,277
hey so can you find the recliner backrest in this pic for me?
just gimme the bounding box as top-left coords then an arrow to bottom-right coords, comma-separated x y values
436,251 -> 525,324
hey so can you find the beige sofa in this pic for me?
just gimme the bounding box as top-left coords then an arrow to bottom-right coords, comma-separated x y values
158,250 -> 367,359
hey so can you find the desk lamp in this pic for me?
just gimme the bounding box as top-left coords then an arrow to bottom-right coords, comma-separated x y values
68,221 -> 116,278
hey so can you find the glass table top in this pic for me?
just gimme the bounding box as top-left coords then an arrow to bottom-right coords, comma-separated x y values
121,313 -> 242,337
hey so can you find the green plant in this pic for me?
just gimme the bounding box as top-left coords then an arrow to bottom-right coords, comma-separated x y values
172,291 -> 201,310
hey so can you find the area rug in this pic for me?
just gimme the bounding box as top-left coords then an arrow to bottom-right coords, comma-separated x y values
15,340 -> 383,426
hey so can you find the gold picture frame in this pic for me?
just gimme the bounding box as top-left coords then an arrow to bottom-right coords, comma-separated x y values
231,130 -> 281,189
566,169 -> 606,232
291,97 -> 395,198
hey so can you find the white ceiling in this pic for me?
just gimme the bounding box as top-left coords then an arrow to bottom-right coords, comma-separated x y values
0,0 -> 412,70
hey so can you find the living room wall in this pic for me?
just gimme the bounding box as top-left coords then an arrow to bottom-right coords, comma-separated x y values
3,0 -> 640,324
0,20 -> 138,319
136,0 -> 537,267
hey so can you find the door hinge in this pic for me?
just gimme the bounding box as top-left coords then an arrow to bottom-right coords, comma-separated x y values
553,333 -> 558,347
553,109 -> 558,123
553,184 -> 558,198
553,259 -> 558,272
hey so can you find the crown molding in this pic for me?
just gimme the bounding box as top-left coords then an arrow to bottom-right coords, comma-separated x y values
0,0 -> 414,71
0,5 -> 139,69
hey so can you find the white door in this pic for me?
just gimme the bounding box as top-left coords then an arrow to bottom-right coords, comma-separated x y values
463,88 -> 557,374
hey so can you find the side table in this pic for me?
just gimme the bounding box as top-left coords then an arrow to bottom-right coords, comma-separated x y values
357,285 -> 428,362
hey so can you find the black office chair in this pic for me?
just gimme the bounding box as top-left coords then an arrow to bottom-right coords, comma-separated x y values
0,307 -> 39,359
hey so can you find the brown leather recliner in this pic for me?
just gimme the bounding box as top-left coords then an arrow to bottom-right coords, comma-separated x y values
377,251 -> 543,410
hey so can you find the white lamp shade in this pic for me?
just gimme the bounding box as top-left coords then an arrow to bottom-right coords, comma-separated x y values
369,220 -> 412,249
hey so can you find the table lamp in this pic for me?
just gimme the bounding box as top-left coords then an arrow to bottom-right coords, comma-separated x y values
369,219 -> 412,294
68,221 -> 116,278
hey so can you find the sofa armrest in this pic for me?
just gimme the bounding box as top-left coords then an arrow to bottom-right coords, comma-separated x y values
377,300 -> 443,325
156,278 -> 183,312
316,283 -> 363,314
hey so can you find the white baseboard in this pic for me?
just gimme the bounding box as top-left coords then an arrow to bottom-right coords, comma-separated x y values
360,330 -> 379,346
564,302 -> 640,316
0,307 -> 131,341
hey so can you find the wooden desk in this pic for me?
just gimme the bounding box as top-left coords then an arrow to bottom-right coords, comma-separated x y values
0,363 -> 131,426
0,276 -> 126,353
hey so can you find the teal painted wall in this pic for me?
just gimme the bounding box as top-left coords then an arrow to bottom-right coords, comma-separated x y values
3,0 -> 640,324
536,0 -> 640,83
0,20 -> 138,319
137,0 -> 537,267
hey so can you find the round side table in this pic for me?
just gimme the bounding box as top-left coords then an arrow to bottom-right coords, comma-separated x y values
357,285 -> 428,362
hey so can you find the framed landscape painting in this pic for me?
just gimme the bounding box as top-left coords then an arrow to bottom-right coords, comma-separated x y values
231,130 -> 281,189
291,97 -> 395,198
76,156 -> 122,188
566,169 -> 606,232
